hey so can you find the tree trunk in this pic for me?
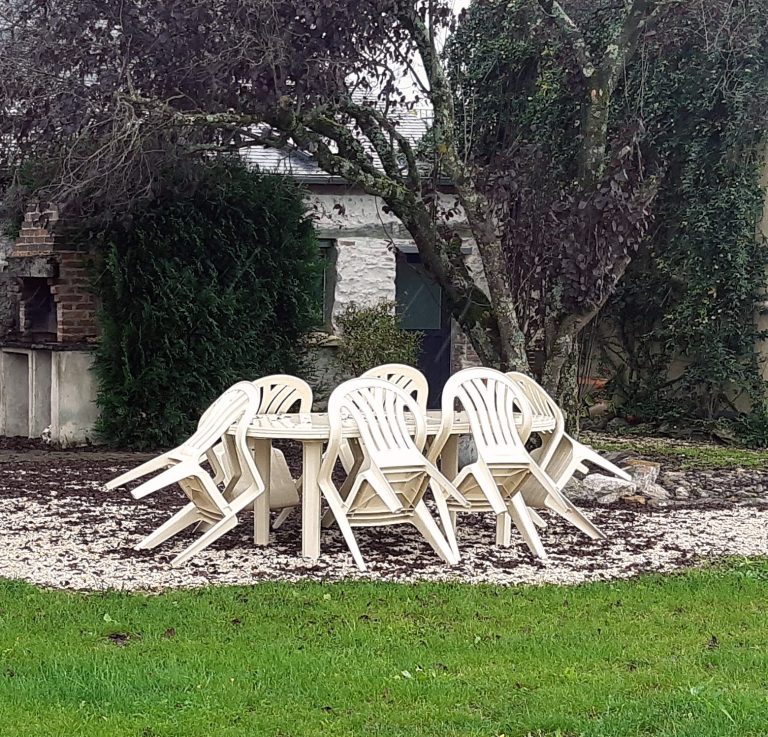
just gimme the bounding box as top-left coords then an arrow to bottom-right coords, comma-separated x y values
542,313 -> 587,434
541,336 -> 580,434
559,347 -> 581,434
439,146 -> 528,370
399,8 -> 529,371
535,0 -> 660,425
395,199 -> 506,367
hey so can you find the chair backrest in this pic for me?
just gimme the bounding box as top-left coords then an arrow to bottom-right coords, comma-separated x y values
188,381 -> 260,454
361,364 -> 429,410
324,378 -> 433,514
439,368 -> 532,463
505,372 -> 564,429
506,371 -> 565,468
251,374 -> 312,414
326,378 -> 428,469
202,375 -> 310,482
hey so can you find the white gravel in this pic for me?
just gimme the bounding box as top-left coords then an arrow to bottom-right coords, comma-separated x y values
1,460 -> 766,591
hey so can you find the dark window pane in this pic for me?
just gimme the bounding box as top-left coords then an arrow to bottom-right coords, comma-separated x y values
314,240 -> 336,331
396,261 -> 441,330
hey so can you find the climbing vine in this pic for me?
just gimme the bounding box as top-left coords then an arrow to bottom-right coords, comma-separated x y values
449,0 -> 768,438
598,0 -> 768,435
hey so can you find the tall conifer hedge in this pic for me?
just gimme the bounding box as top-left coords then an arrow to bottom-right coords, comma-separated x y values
93,161 -> 319,448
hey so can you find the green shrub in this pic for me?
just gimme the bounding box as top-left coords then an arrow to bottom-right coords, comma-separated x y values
335,301 -> 422,377
93,160 -> 319,449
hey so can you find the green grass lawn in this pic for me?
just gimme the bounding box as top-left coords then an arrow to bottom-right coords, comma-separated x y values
588,435 -> 768,470
2,561 -> 767,737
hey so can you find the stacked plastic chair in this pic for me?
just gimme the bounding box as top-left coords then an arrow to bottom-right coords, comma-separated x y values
318,377 -> 469,571
106,381 -> 263,565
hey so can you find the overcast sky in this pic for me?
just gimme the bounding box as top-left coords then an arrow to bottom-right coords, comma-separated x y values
397,0 -> 473,101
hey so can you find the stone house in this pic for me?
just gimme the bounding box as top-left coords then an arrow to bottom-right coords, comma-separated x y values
242,140 -> 485,408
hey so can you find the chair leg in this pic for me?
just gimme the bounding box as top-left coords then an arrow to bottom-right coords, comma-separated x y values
207,444 -> 227,486
322,461 -> 360,530
577,444 -> 632,481
131,461 -> 197,500
545,497 -> 607,540
135,502 -> 202,550
105,455 -> 171,490
495,512 -> 512,546
507,493 -> 548,559
431,491 -> 460,561
272,506 -> 294,530
527,508 -> 548,528
171,515 -> 239,567
412,502 -> 458,565
531,460 -> 607,542
321,487 -> 367,571
338,441 -> 355,474
321,508 -> 337,528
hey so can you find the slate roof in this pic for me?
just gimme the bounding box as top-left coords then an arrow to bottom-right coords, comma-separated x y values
241,108 -> 431,183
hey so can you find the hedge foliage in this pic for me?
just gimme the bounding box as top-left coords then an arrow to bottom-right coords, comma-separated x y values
93,161 -> 319,448
335,301 -> 422,377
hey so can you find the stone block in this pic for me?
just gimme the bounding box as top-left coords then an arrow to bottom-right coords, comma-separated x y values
5,255 -> 58,278
624,459 -> 661,489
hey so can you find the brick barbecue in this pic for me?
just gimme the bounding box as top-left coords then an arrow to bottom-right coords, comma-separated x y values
4,203 -> 99,344
0,203 -> 100,445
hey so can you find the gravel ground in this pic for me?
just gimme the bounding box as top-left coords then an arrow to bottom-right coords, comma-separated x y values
0,449 -> 767,592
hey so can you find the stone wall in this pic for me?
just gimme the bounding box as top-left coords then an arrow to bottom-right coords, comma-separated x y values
49,251 -> 99,343
332,237 -> 396,324
14,203 -> 65,253
0,203 -> 99,444
0,346 -> 98,445
10,204 -> 99,343
50,349 -> 99,446
308,190 -> 418,240
307,186 -> 488,374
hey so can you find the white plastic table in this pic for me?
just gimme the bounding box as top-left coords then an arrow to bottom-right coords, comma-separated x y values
240,410 -> 556,560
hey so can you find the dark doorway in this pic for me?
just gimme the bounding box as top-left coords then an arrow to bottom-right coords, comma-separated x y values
20,278 -> 57,342
396,252 -> 451,408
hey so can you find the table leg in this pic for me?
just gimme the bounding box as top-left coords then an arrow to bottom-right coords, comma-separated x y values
302,440 -> 323,560
440,435 -> 459,480
252,438 -> 271,546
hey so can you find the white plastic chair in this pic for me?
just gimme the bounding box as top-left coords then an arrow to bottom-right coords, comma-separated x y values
506,371 -> 632,488
339,364 -> 429,474
362,364 -> 429,405
430,368 -> 601,559
318,378 -> 469,571
207,375 -> 313,531
106,381 -> 263,566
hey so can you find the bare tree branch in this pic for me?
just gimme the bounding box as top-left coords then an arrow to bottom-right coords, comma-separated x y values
339,100 -> 420,191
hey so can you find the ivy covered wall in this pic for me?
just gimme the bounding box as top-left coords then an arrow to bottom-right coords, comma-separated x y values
596,11 -> 768,426
448,0 -> 768,435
